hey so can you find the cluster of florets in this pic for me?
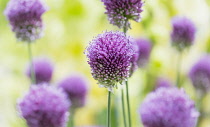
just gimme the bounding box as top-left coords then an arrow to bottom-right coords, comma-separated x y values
101,0 -> 144,30
155,77 -> 172,89
139,87 -> 199,127
85,31 -> 135,90
18,85 -> 70,127
58,74 -> 88,109
171,17 -> 196,51
26,57 -> 54,84
4,0 -> 48,42
189,55 -> 210,93
135,38 -> 152,68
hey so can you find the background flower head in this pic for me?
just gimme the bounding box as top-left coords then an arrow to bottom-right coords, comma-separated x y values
171,16 -> 196,51
189,55 -> 210,94
135,38 -> 152,68
26,57 -> 54,84
4,0 -> 48,42
139,87 -> 199,127
85,31 -> 135,91
58,74 -> 89,109
101,0 -> 144,31
18,85 -> 70,127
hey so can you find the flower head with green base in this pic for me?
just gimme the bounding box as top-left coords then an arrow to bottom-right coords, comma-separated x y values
4,0 -> 48,42
101,0 -> 144,31
171,17 -> 196,51
85,31 -> 135,91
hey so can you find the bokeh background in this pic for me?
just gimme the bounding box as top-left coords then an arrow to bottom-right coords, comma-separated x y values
0,0 -> 210,127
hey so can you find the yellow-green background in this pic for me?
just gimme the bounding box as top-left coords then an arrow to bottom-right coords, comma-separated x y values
0,0 -> 210,126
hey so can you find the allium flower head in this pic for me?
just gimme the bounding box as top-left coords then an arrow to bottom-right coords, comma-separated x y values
155,77 -> 172,89
189,55 -> 210,93
58,74 -> 88,109
135,38 -> 152,68
101,0 -> 144,30
85,31 -> 135,91
171,17 -> 196,51
4,0 -> 48,42
18,85 -> 70,127
26,57 -> 54,84
129,40 -> 139,76
139,87 -> 199,127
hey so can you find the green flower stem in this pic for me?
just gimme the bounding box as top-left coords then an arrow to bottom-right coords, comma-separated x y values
176,52 -> 182,88
121,88 -> 127,127
27,42 -> 36,84
126,81 -> 131,127
68,108 -> 75,127
108,91 -> 111,127
123,22 -> 132,127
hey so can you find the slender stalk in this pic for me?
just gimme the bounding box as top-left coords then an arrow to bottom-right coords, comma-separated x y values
176,52 -> 182,88
68,109 -> 75,127
108,91 -> 111,127
123,21 -> 131,127
121,89 -> 127,127
27,42 -> 36,84
196,92 -> 205,127
126,81 -> 131,127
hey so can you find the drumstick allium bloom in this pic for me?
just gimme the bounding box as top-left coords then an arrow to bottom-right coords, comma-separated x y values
171,17 -> 196,51
101,0 -> 144,31
4,0 -> 48,42
85,31 -> 135,91
189,55 -> 210,93
58,74 -> 88,109
26,57 -> 54,84
18,85 -> 70,127
139,87 -> 199,127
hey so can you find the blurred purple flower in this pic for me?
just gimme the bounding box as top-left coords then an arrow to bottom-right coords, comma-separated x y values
189,55 -> 210,93
101,0 -> 144,31
18,85 -> 70,127
135,38 -> 152,68
26,57 -> 53,84
4,0 -> 48,42
171,17 -> 196,51
155,77 -> 172,89
129,40 -> 139,76
139,87 -> 199,127
58,74 -> 88,109
85,31 -> 135,91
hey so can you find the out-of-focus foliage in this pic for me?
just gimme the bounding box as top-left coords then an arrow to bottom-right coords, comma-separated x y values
0,0 -> 210,127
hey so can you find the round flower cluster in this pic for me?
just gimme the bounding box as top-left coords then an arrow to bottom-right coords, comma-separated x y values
189,55 -> 210,93
171,17 -> 196,51
101,0 -> 144,30
58,74 -> 88,109
4,0 -> 48,42
139,87 -> 199,127
155,77 -> 172,89
85,31 -> 135,90
135,38 -> 152,68
18,85 -> 70,127
26,57 -> 54,84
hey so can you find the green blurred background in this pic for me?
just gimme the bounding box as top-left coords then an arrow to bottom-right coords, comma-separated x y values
0,0 -> 210,126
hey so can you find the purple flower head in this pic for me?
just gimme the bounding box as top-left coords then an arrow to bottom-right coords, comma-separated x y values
58,74 -> 89,109
189,55 -> 210,93
135,38 -> 152,68
18,85 -> 70,127
129,40 -> 139,76
155,77 -> 172,89
85,31 -> 135,91
101,0 -> 144,31
139,87 -> 199,127
4,0 -> 48,42
171,17 -> 196,51
26,57 -> 54,84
